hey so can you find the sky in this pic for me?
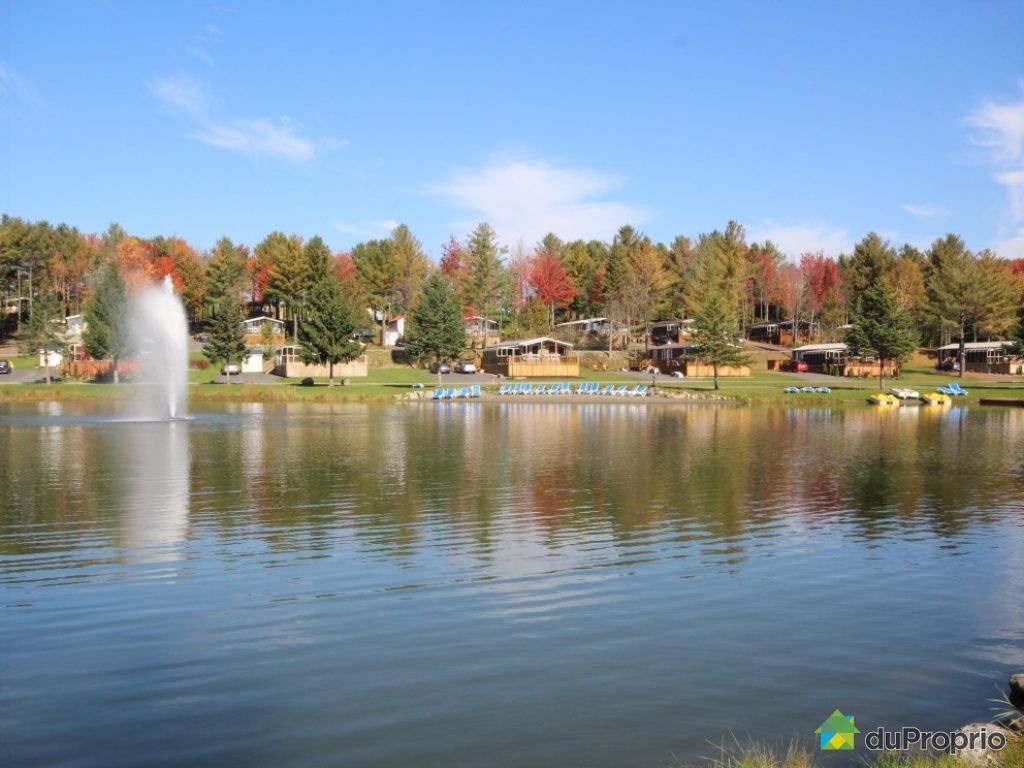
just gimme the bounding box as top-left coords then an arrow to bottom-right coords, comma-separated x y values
2,1 -> 1023,261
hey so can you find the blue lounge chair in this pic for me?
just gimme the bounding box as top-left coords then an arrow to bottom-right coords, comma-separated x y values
575,382 -> 588,395
470,384 -> 482,398
557,382 -> 571,394
629,385 -> 649,397
599,384 -> 615,396
612,385 -> 629,396
534,383 -> 548,395
588,382 -> 601,394
445,387 -> 457,399
816,387 -> 831,394
520,383 -> 533,395
498,383 -> 512,395
800,386 -> 816,393
937,385 -> 954,396
948,382 -> 968,396
432,387 -> 445,400
457,386 -> 469,398
509,383 -> 521,395
784,386 -> 799,394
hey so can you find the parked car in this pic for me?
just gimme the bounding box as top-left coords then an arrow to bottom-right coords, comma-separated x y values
454,360 -> 477,374
938,358 -> 960,372
0,359 -> 11,374
221,363 -> 241,375
780,359 -> 809,373
429,361 -> 450,374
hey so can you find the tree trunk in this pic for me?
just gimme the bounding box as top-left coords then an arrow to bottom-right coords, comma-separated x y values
713,363 -> 720,390
112,356 -> 120,385
329,361 -> 335,387
879,356 -> 885,391
437,366 -> 443,388
44,363 -> 51,386
958,323 -> 966,379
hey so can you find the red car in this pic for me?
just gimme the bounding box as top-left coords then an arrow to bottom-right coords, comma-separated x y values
780,359 -> 808,373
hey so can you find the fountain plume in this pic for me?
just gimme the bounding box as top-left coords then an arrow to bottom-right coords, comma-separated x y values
131,276 -> 189,419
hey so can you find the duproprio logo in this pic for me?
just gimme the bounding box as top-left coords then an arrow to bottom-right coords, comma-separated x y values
815,710 -> 860,750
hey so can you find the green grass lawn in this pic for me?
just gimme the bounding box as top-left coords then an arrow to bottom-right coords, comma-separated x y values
6,353 -> 1024,405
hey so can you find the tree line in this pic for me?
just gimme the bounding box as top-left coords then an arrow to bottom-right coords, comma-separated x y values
2,213 -> 1023,384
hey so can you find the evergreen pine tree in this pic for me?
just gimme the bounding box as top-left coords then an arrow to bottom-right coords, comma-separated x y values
846,280 -> 918,391
203,298 -> 247,383
18,291 -> 66,385
299,277 -> 362,386
83,260 -> 132,384
406,273 -> 467,386
690,294 -> 752,390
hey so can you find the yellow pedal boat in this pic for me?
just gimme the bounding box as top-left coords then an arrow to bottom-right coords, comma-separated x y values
869,393 -> 899,406
920,392 -> 952,405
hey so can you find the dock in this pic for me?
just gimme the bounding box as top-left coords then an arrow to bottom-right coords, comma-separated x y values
979,398 -> 1024,407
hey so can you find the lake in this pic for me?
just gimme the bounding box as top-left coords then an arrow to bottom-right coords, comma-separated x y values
1,401 -> 1022,767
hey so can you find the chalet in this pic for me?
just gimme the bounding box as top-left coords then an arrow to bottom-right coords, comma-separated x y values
383,316 -> 405,347
240,316 -> 286,344
747,319 -> 816,345
273,346 -> 369,378
647,342 -> 750,378
241,349 -> 265,374
792,342 -> 898,377
481,337 -> 579,377
936,341 -> 1020,374
464,315 -> 500,347
647,319 -> 693,346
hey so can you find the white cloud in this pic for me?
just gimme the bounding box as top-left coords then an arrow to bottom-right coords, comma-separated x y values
190,118 -> 315,161
995,169 -> 1024,222
993,227 -> 1024,259
747,221 -> 852,259
370,219 -> 399,231
966,82 -> 1024,164
0,60 -> 47,112
900,203 -> 950,220
149,73 -> 207,118
149,72 -> 337,162
965,83 -> 1024,255
430,159 -> 648,246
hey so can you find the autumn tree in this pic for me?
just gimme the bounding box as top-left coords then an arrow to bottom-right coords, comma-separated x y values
83,260 -> 132,384
351,238 -> 396,343
263,232 -> 307,340
529,248 -> 575,329
405,273 -> 467,386
846,280 -> 917,390
747,241 -> 783,323
926,235 -> 1018,377
389,224 -> 430,313
775,263 -> 805,349
622,235 -> 669,348
300,276 -> 362,386
686,221 -> 750,328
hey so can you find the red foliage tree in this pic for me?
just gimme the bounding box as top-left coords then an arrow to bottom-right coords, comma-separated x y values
529,252 -> 575,328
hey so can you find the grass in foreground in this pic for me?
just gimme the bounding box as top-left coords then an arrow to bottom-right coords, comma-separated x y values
683,734 -> 1022,768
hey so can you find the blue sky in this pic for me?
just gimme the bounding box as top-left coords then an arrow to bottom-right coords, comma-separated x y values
2,1 -> 1023,260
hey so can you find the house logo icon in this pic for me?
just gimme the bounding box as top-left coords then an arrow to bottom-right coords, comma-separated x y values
815,709 -> 860,750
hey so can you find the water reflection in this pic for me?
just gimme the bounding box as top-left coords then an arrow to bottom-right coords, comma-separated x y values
119,419 -> 190,563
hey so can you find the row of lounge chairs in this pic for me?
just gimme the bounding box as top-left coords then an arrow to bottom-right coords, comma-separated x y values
784,386 -> 832,394
497,382 -> 650,397
432,385 -> 482,399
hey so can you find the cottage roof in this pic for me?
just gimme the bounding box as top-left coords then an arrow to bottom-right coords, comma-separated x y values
554,317 -> 609,327
486,336 -> 574,350
241,316 -> 285,326
793,342 -> 848,353
935,340 -> 1013,351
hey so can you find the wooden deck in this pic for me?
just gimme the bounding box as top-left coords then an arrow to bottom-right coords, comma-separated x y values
979,398 -> 1024,407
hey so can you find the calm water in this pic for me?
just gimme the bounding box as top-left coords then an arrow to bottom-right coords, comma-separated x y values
1,401 -> 1022,768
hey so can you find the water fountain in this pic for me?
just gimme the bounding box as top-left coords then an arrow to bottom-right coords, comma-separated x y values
131,275 -> 189,420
